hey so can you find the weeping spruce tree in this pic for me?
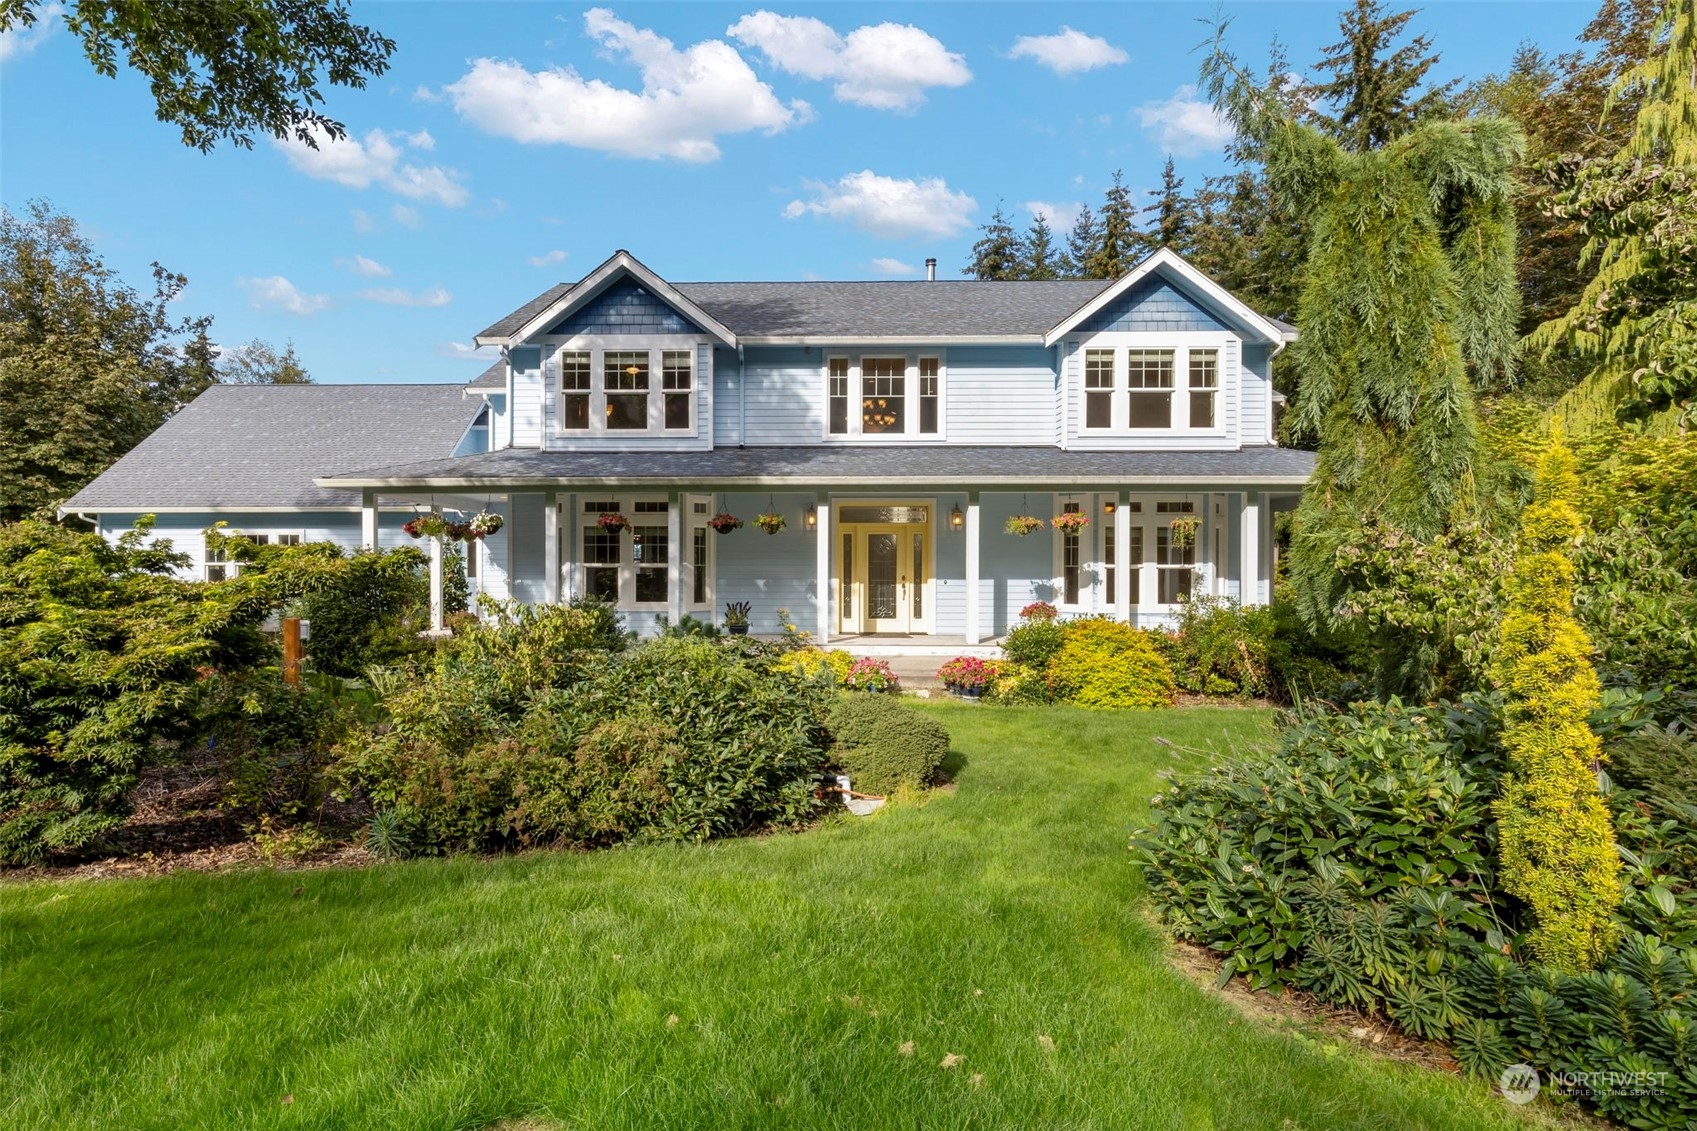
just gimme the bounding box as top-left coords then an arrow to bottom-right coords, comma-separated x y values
1493,429 -> 1621,971
1200,29 -> 1524,679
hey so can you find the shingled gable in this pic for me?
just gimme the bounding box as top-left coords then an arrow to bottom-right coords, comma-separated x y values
474,250 -> 737,349
1043,248 -> 1296,347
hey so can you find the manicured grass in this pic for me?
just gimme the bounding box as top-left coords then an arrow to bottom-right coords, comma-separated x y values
3,705 -> 1543,1130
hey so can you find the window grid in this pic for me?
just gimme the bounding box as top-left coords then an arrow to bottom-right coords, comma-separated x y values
1084,349 -> 1114,430
1189,349 -> 1218,429
1127,349 -> 1175,429
560,351 -> 591,430
692,527 -> 708,605
1102,501 -> 1116,606
827,357 -> 849,435
1156,526 -> 1195,604
1061,500 -> 1082,606
918,357 -> 939,434
632,526 -> 668,603
861,358 -> 905,434
604,351 -> 649,430
662,349 -> 692,431
1128,527 -> 1145,606
583,528 -> 621,602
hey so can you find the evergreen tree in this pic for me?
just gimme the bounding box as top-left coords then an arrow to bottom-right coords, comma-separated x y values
1306,0 -> 1457,152
1083,171 -> 1145,279
1063,204 -> 1101,279
1142,156 -> 1193,251
962,203 -> 1028,280
1201,23 -> 1524,639
1023,215 -> 1061,280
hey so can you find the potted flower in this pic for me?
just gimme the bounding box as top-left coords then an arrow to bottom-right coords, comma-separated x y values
753,511 -> 787,535
723,600 -> 752,635
1018,601 -> 1058,623
443,520 -> 472,542
468,510 -> 504,538
936,656 -> 995,698
1052,511 -> 1090,534
844,657 -> 900,693
1004,515 -> 1045,536
1168,515 -> 1201,550
404,513 -> 448,539
707,512 -> 743,534
598,512 -> 630,534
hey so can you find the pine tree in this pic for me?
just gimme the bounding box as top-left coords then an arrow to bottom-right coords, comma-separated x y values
1142,156 -> 1193,251
1492,429 -> 1622,972
962,203 -> 1028,280
1024,215 -> 1060,280
1083,171 -> 1145,279
1063,204 -> 1100,279
1306,0 -> 1456,152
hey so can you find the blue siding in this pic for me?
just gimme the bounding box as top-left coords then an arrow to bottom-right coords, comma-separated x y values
1079,278 -> 1226,333
712,492 -> 819,633
545,277 -> 703,336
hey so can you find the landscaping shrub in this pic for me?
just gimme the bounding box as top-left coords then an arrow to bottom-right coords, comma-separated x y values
1167,596 -> 1276,698
197,670 -> 352,819
295,547 -> 432,677
843,657 -> 900,692
776,647 -> 855,687
0,519 -> 275,862
982,662 -> 1052,705
1045,617 -> 1175,710
826,694 -> 951,794
1492,433 -> 1622,972
1002,617 -> 1066,671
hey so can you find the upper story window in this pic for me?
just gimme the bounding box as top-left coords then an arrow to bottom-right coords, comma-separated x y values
1079,344 -> 1222,432
826,354 -> 943,438
555,345 -> 696,436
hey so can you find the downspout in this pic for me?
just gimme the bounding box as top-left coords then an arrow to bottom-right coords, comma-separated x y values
737,343 -> 747,448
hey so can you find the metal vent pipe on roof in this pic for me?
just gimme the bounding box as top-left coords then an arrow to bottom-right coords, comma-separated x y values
925,257 -> 936,281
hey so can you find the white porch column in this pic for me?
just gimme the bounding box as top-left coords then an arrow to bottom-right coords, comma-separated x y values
543,491 -> 560,605
360,489 -> 378,550
666,489 -> 683,627
428,504 -> 444,632
815,492 -> 831,644
964,491 -> 982,645
561,493 -> 577,601
1114,489 -> 1131,624
1240,491 -> 1262,606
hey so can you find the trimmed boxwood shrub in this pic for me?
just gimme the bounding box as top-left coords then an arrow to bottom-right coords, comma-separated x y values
1046,617 -> 1175,710
827,694 -> 951,794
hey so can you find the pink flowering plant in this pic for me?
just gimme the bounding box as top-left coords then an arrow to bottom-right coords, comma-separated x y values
1018,601 -> 1058,622
936,655 -> 997,692
1051,511 -> 1091,534
844,657 -> 900,693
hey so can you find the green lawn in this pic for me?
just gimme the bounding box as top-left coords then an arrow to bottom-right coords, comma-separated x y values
2,705 -> 1547,1130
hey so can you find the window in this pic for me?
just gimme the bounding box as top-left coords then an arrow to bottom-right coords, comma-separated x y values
560,351 -> 591,430
1127,350 -> 1175,428
604,351 -> 649,430
861,358 -> 905,434
918,357 -> 939,434
205,545 -> 231,582
1084,349 -> 1115,429
1127,526 -> 1145,606
632,525 -> 668,602
827,358 -> 849,434
581,498 -> 676,607
692,527 -> 708,606
1060,500 -> 1082,606
662,349 -> 693,430
1102,501 -> 1116,605
1189,349 -> 1218,429
584,528 -> 621,601
1155,501 -> 1197,605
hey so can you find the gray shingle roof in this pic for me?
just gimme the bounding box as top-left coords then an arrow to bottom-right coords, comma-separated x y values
468,360 -> 506,389
318,445 -> 1317,490
477,279 -> 1115,340
62,384 -> 483,513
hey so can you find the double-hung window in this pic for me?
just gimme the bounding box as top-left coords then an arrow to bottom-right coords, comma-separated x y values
560,351 -> 591,430
862,358 -> 905,434
581,498 -> 683,608
662,350 -> 693,430
827,358 -> 850,434
1127,350 -> 1175,428
1155,501 -> 1196,604
1085,349 -> 1115,429
918,357 -> 940,434
604,351 -> 649,430
1060,500 -> 1083,606
1189,349 -> 1218,429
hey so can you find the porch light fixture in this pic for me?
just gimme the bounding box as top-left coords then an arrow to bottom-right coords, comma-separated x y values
804,505 -> 817,530
949,503 -> 963,530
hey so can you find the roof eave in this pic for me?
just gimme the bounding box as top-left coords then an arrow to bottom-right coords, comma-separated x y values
498,251 -> 739,349
315,472 -> 1313,491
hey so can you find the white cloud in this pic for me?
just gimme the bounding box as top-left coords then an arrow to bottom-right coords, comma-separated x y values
437,341 -> 490,360
870,257 -> 917,277
442,8 -> 808,162
390,204 -> 423,229
240,276 -> 330,316
350,208 -> 375,232
1009,27 -> 1127,75
0,2 -> 60,62
1025,199 -> 1083,230
276,125 -> 469,206
527,249 -> 569,267
359,286 -> 453,308
784,170 -> 975,239
412,85 -> 443,104
337,254 -> 391,278
729,11 -> 970,111
1136,84 -> 1235,158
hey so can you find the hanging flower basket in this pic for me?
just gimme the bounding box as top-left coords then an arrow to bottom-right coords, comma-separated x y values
1004,515 -> 1045,537
1052,511 -> 1091,534
443,520 -> 473,542
404,513 -> 449,539
707,512 -> 743,534
468,510 -> 504,538
598,512 -> 630,533
754,512 -> 787,535
1168,515 -> 1201,549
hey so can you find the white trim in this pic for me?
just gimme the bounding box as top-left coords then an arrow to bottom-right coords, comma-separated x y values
477,251 -> 738,348
1043,248 -> 1286,348
321,473 -> 1314,491
741,334 -> 1041,347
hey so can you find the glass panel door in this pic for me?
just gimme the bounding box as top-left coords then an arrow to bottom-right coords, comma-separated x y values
866,532 -> 902,630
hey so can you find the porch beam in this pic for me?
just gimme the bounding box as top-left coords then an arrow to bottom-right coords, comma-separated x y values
1240,491 -> 1262,606
1114,489 -> 1131,624
361,489 -> 379,550
815,492 -> 831,644
543,491 -> 560,605
964,491 -> 981,645
667,489 -> 683,627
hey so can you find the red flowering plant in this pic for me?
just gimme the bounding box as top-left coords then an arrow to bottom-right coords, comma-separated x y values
1051,511 -> 1091,534
936,655 -> 997,693
707,512 -> 743,533
1018,601 -> 1058,622
598,512 -> 630,533
844,657 -> 900,693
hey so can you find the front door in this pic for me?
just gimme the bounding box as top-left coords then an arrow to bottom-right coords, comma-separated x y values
838,505 -> 931,635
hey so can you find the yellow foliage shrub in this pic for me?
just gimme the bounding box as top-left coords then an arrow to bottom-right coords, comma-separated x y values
1045,617 -> 1176,710
776,647 -> 855,686
1492,430 -> 1623,972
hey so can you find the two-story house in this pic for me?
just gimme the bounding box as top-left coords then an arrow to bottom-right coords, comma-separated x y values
63,248 -> 1314,649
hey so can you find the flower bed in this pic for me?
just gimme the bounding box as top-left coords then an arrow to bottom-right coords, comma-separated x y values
936,655 -> 998,697
843,657 -> 900,693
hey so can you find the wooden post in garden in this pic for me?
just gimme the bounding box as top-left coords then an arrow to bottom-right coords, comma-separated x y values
282,617 -> 303,685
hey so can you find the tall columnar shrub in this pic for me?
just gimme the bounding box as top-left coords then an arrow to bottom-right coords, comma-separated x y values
1493,431 -> 1623,971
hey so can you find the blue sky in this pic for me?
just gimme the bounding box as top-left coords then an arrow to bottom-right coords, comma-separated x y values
3,1 -> 1596,384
